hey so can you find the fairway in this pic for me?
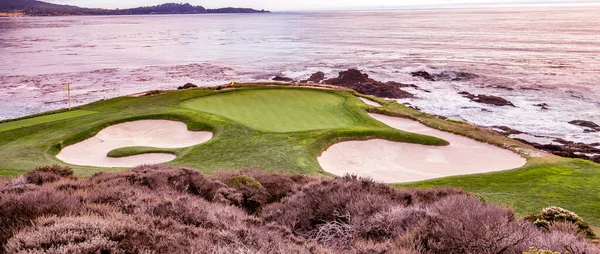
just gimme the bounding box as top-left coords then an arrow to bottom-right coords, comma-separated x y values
180,89 -> 358,132
0,110 -> 97,133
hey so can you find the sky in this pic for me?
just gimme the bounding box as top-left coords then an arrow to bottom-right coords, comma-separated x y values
45,0 -> 600,11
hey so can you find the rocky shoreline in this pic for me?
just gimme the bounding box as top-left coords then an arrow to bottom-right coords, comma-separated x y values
273,69 -> 600,164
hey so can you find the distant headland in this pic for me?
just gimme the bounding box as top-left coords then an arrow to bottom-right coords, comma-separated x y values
0,0 -> 269,16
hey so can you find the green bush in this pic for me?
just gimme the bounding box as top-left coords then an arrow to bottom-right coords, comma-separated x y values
224,175 -> 263,189
523,247 -> 562,254
525,206 -> 596,238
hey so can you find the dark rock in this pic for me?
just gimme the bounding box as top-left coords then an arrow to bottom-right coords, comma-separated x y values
534,103 -> 549,110
177,83 -> 198,90
272,76 -> 295,82
433,71 -> 479,81
490,85 -> 515,91
491,126 -> 523,136
324,69 -> 414,99
411,71 -> 435,81
568,120 -> 600,131
301,71 -> 325,83
459,92 -> 515,107
513,134 -> 600,163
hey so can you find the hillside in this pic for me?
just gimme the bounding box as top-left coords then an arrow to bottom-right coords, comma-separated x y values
0,0 -> 269,16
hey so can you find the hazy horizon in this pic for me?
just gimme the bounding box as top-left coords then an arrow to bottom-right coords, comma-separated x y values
43,0 -> 600,11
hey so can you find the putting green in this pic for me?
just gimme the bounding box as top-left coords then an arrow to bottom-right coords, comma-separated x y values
0,110 -> 97,133
180,89 -> 358,132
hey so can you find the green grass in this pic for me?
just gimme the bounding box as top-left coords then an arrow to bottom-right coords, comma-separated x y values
397,158 -> 600,227
180,89 -> 357,132
0,110 -> 97,133
0,86 -> 445,178
106,146 -> 182,158
0,84 -> 598,228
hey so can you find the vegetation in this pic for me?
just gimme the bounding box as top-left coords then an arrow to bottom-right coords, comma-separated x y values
526,206 -> 596,238
180,89 -> 359,132
0,0 -> 269,16
0,83 -> 599,233
0,165 -> 596,253
398,158 -> 600,229
0,110 -> 96,133
0,86 -> 446,178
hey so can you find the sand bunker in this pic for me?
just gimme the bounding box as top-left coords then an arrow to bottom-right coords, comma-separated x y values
359,97 -> 382,107
318,114 -> 526,183
56,120 -> 212,167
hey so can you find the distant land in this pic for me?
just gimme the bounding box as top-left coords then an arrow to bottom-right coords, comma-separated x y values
0,0 -> 269,16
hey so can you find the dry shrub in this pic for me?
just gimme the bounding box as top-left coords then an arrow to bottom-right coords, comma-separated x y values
526,231 -> 599,254
2,166 -> 597,253
420,195 -> 537,253
29,164 -> 74,177
21,164 -> 75,185
261,175 -> 464,251
216,168 -> 317,214
0,187 -> 83,246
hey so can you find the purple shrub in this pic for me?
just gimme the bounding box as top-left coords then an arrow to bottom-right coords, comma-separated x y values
421,195 -> 536,253
0,187 -> 84,246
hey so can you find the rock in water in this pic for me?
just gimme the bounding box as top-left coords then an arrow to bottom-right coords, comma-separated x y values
324,69 -> 414,99
458,91 -> 515,107
178,83 -> 198,90
301,71 -> 326,83
568,120 -> 600,131
272,76 -> 295,82
411,71 -> 435,81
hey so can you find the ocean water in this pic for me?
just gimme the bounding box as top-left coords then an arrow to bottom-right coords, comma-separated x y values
1,7 -> 599,144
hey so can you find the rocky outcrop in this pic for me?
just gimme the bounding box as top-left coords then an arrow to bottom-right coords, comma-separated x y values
458,91 -> 515,107
410,70 -> 478,82
301,71 -> 325,83
411,71 -> 435,81
519,140 -> 600,164
272,76 -> 295,82
177,83 -> 198,90
492,126 -> 600,163
324,69 -> 414,99
534,103 -> 549,110
569,120 -> 600,132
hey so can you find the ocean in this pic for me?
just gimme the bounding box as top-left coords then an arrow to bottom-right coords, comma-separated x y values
0,7 -> 599,144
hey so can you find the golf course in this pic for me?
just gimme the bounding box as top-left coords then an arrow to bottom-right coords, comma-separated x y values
0,83 -> 599,229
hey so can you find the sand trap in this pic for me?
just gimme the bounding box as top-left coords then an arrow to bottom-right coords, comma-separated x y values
318,113 -> 526,183
359,97 -> 382,107
56,120 -> 212,167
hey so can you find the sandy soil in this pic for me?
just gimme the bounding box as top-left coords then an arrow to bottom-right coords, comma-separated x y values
318,113 -> 526,183
359,97 -> 382,107
56,120 -> 212,168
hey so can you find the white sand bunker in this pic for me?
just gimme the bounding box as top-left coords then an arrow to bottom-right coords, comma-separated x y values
319,114 -> 526,183
57,120 -> 212,167
359,97 -> 382,107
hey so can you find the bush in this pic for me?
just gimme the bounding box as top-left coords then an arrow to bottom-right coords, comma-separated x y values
0,187 -> 83,246
419,195 -> 537,253
526,206 -> 596,238
29,164 -> 74,177
225,175 -> 264,189
2,166 -> 597,253
524,248 -> 562,254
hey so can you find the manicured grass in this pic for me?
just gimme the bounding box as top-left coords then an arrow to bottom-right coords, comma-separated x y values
397,158 -> 600,227
0,110 -> 97,133
106,146 -> 182,158
0,86 -> 445,178
180,89 -> 358,132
